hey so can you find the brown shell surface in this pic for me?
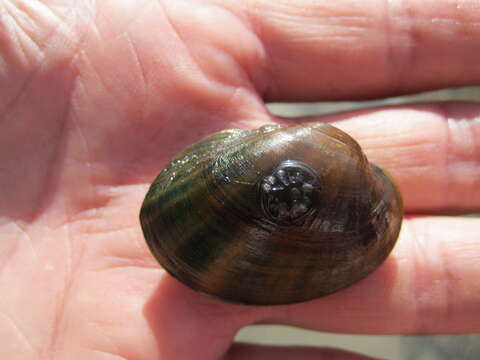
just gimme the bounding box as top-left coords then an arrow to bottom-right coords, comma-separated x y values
140,123 -> 403,305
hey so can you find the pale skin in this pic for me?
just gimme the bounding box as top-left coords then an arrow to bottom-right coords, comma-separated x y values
0,0 -> 479,359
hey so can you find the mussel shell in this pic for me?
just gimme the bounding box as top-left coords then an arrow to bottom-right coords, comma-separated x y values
140,123 -> 402,305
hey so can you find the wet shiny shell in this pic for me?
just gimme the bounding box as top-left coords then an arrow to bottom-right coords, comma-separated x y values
140,123 -> 403,305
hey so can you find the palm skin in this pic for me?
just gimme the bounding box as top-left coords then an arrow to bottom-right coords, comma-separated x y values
1,1 -> 479,360
0,1 -> 277,358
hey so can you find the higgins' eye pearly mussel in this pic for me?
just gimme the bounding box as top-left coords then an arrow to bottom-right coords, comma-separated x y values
140,123 -> 403,305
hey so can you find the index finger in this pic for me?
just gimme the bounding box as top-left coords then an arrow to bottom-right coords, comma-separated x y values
243,0 -> 480,101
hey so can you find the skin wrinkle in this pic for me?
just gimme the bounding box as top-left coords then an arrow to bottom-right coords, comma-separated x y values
158,0 -> 256,110
405,1 -> 480,90
68,105 -> 95,205
469,117 -> 480,204
125,31 -> 147,116
42,237 -> 72,360
21,17 -> 85,358
382,0 -> 393,91
82,318 -> 125,360
43,118 -> 88,357
406,218 -> 450,333
458,115 -> 480,205
75,49 -> 124,110
244,0 -> 480,101
381,0 -> 417,94
441,103 -> 480,209
383,0 -> 414,95
0,97 -> 66,220
65,87 -> 118,224
92,235 -> 158,271
72,6 -> 147,114
94,0 -> 151,43
12,0 -> 64,26
15,220 -> 39,264
0,2 -> 85,222
6,0 -> 56,54
147,1 -> 235,130
216,88 -> 255,129
266,216 -> 477,335
140,0 -> 270,140
68,204 -> 138,234
44,225 -> 92,360
4,4 -> 42,62
407,219 -> 431,332
436,9 -> 480,82
0,14 -> 38,115
41,188 -> 79,359
440,104 -> 453,211
437,219 -> 455,332
223,0 -> 270,98
199,2 -> 256,88
0,221 -> 24,275
94,261 -> 161,272
28,87 -> 69,221
362,139 -> 439,152
89,349 -> 128,360
186,295 -> 262,334
238,2 -> 280,100
0,312 -> 35,355
157,0 -> 210,89
0,0 -> 80,115
224,60 -> 264,118
243,1 -> 389,99
336,103 -> 480,211
67,2 -> 96,75
241,0 -> 275,98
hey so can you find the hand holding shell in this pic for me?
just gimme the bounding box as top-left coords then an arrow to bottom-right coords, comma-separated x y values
140,123 -> 403,305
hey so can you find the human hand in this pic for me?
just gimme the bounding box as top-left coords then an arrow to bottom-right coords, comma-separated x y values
1,1 -> 479,359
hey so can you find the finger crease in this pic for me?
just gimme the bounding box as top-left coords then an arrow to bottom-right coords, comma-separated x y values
383,0 -> 416,94
0,312 -> 35,354
439,103 -> 480,209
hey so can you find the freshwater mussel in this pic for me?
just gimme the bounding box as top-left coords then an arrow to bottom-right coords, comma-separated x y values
140,123 -> 403,305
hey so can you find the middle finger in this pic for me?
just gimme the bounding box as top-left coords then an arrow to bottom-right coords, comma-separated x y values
280,102 -> 480,213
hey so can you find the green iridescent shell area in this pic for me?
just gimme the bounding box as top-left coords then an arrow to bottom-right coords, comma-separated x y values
140,123 -> 403,305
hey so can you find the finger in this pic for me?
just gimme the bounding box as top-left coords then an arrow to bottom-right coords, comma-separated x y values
260,216 -> 480,334
244,0 -> 480,100
144,273 -> 239,360
148,216 -> 479,345
224,343 -> 378,360
279,102 -> 480,213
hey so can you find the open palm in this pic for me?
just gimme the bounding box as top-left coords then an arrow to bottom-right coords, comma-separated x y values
1,1 -> 479,359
